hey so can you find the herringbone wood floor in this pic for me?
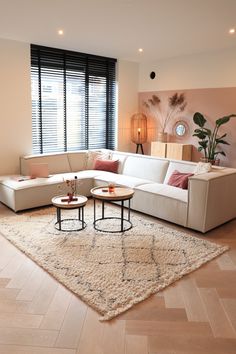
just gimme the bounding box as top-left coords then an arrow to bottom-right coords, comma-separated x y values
0,202 -> 236,354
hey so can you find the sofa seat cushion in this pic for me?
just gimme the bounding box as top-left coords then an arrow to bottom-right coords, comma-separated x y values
1,175 -> 64,190
93,171 -> 152,188
132,183 -> 188,226
136,183 -> 188,203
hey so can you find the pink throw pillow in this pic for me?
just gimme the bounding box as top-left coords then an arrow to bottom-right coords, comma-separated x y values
167,170 -> 194,189
93,159 -> 119,173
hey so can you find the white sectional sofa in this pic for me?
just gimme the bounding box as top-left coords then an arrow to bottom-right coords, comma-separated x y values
0,149 -> 236,233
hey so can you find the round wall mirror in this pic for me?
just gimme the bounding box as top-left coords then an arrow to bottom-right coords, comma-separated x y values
173,120 -> 189,138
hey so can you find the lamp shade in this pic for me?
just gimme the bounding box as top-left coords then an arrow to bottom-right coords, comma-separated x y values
131,113 -> 147,144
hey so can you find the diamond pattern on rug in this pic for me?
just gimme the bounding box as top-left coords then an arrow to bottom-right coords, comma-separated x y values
0,200 -> 228,320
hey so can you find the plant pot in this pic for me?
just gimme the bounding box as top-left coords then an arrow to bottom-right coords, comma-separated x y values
157,132 -> 168,142
200,157 -> 220,166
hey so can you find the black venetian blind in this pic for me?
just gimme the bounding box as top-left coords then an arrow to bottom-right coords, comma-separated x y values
31,44 -> 117,154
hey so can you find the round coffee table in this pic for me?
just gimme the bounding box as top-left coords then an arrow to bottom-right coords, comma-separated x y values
51,195 -> 88,231
90,186 -> 134,233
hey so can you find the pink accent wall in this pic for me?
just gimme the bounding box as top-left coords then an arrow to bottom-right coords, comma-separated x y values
139,87 -> 236,167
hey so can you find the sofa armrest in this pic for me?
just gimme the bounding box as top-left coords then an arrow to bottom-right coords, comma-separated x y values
187,169 -> 236,232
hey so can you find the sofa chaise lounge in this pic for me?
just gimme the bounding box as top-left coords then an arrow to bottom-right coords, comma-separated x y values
0,149 -> 236,233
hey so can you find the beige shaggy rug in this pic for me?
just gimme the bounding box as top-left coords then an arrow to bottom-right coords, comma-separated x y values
0,201 -> 228,320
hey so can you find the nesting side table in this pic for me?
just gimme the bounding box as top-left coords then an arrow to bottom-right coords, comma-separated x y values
51,195 -> 88,231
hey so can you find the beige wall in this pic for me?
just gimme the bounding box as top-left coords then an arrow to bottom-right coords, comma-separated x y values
139,88 -> 236,167
139,47 -> 236,92
0,38 -> 32,175
138,48 -> 236,167
117,60 -> 139,153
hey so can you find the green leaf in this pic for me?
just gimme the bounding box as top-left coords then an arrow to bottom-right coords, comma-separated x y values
215,139 -> 230,145
202,128 -> 211,136
217,133 -> 227,140
193,112 -> 206,128
193,132 -> 208,139
216,151 -> 226,156
216,114 -> 236,127
197,147 -> 203,152
199,140 -> 208,148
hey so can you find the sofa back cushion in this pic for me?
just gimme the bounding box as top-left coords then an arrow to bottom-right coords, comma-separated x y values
67,151 -> 87,172
122,156 -> 169,183
110,152 -> 128,174
163,161 -> 197,184
86,150 -> 111,170
20,153 -> 71,175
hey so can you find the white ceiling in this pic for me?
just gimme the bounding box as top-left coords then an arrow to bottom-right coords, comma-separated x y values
0,0 -> 236,62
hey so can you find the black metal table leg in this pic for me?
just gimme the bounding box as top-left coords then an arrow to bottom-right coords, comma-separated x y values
121,200 -> 124,232
57,207 -> 61,231
128,199 -> 131,221
94,199 -> 96,223
82,206 -> 84,225
102,201 -> 104,219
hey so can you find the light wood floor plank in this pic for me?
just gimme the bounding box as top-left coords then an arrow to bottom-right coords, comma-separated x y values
179,277 -> 208,322
199,288 -> 236,338
27,276 -> 58,315
216,253 -> 236,271
55,296 -> 87,349
0,327 -> 58,347
0,345 -> 76,354
102,319 -> 125,354
6,257 -> 36,289
76,308 -> 104,354
0,252 -> 24,278
0,288 -> 20,300
221,299 -> 236,332
0,313 -> 43,328
148,336 -> 236,354
16,267 -> 46,301
163,283 -> 185,309
40,285 -> 72,330
125,335 -> 148,354
126,320 -> 213,337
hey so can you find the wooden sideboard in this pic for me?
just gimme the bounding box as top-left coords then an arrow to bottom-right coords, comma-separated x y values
151,142 -> 192,161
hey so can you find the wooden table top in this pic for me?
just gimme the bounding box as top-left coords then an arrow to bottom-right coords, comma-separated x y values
90,186 -> 134,201
51,195 -> 88,209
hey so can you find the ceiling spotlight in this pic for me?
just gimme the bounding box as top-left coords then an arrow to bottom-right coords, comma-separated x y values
138,48 -> 143,53
58,29 -> 64,35
229,28 -> 235,34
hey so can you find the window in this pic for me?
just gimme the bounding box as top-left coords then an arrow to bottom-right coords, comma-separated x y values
31,45 -> 117,154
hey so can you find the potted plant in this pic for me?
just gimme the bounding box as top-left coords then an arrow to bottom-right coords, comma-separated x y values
192,112 -> 236,164
143,93 -> 187,142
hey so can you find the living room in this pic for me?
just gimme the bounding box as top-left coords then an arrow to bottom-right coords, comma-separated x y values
0,1 -> 236,353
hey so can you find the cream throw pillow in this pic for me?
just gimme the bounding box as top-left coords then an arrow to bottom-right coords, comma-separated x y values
86,151 -> 111,170
194,162 -> 212,175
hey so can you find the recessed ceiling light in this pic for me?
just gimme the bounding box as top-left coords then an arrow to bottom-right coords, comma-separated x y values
58,29 -> 64,35
229,28 -> 235,34
138,48 -> 143,53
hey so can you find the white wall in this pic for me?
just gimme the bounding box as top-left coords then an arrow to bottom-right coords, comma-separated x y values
0,38 -> 32,175
139,47 -> 236,92
117,60 -> 139,152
